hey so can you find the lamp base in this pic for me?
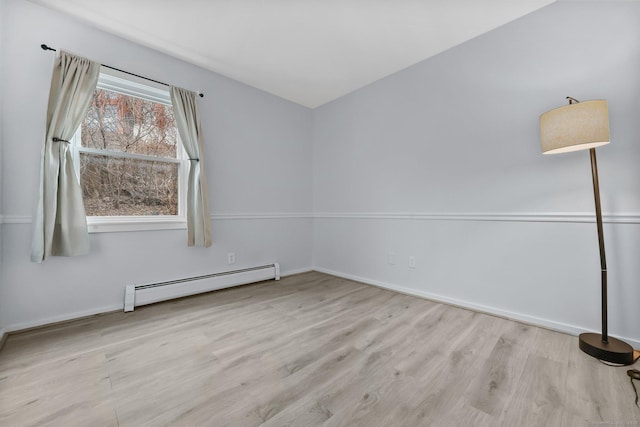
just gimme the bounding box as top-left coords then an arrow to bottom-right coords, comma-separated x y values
579,333 -> 638,365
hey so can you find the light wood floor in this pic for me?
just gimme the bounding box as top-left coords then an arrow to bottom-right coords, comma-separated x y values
1,272 -> 638,426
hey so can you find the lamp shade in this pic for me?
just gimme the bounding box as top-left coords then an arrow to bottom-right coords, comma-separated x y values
540,100 -> 610,154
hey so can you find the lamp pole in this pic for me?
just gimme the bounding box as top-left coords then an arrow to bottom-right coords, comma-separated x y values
588,147 -> 607,343
577,141 -> 634,364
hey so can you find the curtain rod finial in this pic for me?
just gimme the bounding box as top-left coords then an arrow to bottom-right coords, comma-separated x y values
41,44 -> 56,51
198,92 -> 204,98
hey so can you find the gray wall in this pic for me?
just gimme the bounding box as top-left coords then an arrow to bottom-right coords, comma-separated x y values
312,1 -> 640,345
2,0 -> 639,347
0,0 -> 314,331
0,0 -> 5,337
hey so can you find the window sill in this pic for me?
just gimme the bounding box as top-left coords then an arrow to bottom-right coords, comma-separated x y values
87,216 -> 187,233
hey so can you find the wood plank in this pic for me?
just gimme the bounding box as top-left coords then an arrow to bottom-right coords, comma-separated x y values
1,272 -> 638,426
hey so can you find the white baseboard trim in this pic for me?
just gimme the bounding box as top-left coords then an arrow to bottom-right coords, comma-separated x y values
0,328 -> 7,351
281,267 -> 314,277
313,266 -> 640,349
5,304 -> 123,334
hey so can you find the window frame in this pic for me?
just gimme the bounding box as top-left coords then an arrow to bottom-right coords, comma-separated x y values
71,68 -> 188,233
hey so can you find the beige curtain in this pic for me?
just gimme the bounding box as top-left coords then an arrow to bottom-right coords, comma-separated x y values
31,51 -> 100,262
170,86 -> 212,247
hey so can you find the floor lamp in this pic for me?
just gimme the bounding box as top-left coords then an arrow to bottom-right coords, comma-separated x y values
539,97 -> 638,366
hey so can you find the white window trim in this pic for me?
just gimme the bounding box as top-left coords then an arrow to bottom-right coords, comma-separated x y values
86,216 -> 186,233
72,67 -> 188,233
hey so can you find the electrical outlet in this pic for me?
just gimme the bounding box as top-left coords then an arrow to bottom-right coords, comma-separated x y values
227,252 -> 236,265
387,251 -> 396,265
408,256 -> 416,269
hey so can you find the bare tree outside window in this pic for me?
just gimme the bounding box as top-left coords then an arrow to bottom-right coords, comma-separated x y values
79,88 -> 180,216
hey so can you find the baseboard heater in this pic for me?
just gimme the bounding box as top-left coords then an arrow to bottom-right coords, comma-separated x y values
124,263 -> 280,312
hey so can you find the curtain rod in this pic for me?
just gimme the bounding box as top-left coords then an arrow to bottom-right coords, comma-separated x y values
40,44 -> 204,98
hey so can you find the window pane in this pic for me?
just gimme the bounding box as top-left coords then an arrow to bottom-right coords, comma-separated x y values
80,153 -> 178,216
81,88 -> 178,158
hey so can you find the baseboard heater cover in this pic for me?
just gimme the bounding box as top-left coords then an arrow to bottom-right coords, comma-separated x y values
124,263 -> 280,312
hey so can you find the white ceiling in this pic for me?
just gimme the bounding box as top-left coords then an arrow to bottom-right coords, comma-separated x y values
30,0 -> 556,108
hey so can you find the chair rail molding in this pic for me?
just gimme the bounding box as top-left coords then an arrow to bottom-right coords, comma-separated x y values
211,213 -> 314,220
2,215 -> 32,224
3,212 -> 640,225
313,211 -> 640,224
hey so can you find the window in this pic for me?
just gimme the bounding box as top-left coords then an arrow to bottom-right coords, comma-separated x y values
72,70 -> 187,232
